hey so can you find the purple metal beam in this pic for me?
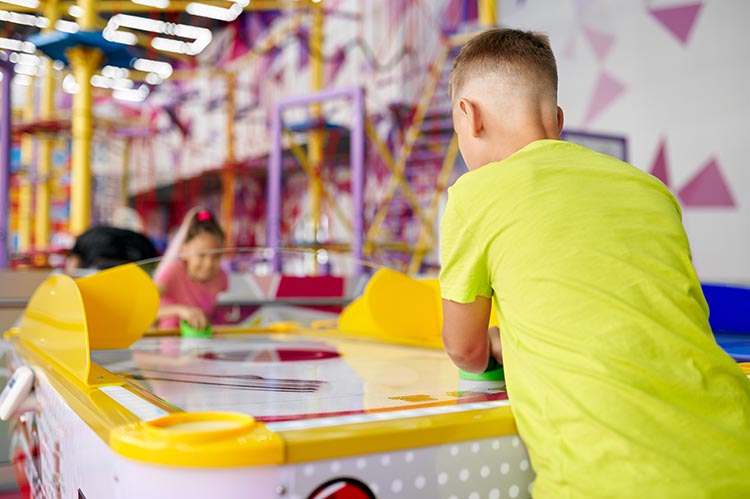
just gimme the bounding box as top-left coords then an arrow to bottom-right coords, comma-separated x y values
274,86 -> 363,107
0,59 -> 13,269
266,96 -> 283,272
265,86 -> 366,273
350,87 -> 365,274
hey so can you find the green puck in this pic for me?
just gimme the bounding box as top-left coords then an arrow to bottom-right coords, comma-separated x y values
180,320 -> 213,339
459,357 -> 504,381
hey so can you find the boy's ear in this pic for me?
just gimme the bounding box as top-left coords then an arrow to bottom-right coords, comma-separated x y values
557,106 -> 565,135
458,98 -> 483,138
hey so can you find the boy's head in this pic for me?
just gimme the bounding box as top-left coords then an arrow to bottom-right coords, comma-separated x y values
450,28 -> 563,169
65,226 -> 157,273
450,28 -> 558,102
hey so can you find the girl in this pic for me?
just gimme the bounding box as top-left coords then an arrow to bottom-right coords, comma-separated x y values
154,208 -> 228,330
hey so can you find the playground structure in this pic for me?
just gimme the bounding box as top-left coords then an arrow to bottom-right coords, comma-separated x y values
0,0 -> 498,273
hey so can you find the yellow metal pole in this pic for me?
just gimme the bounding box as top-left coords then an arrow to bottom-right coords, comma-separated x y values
78,0 -> 98,30
34,1 -> 60,250
65,0 -> 102,235
407,134 -> 459,275
365,44 -> 450,249
18,81 -> 35,253
67,46 -> 102,235
283,129 -> 352,234
34,59 -> 55,250
120,138 -> 131,208
479,0 -> 497,27
308,4 -> 324,246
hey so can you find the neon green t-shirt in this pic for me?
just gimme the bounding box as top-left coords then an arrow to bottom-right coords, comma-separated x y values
440,139 -> 750,499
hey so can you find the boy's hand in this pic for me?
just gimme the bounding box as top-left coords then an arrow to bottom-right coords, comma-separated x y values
488,326 -> 503,365
179,306 -> 208,330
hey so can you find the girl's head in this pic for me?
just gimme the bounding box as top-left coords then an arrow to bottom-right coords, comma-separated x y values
181,209 -> 225,282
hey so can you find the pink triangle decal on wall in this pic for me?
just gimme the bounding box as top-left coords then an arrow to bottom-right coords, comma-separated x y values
561,34 -> 577,60
582,26 -> 615,62
648,3 -> 703,45
573,0 -> 596,16
678,158 -> 736,208
649,138 -> 670,187
251,274 -> 281,299
582,71 -> 626,127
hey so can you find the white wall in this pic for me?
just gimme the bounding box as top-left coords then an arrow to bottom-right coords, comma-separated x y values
499,0 -> 750,283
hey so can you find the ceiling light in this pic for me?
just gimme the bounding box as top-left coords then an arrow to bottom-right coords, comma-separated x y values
68,5 -> 82,18
0,10 -> 50,28
2,0 -> 39,9
101,65 -> 130,79
91,74 -> 135,90
110,78 -> 135,90
131,0 -> 170,8
108,14 -> 212,55
109,14 -> 163,33
62,74 -> 79,94
13,74 -> 32,86
133,58 -> 173,78
145,72 -> 162,85
90,74 -> 107,88
0,37 -> 35,54
150,37 -> 188,54
103,27 -> 137,45
185,2 -> 245,22
9,53 -> 40,66
14,64 -> 40,76
113,84 -> 149,102
54,19 -> 80,34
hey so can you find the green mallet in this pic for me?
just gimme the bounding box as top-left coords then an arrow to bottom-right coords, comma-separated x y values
180,320 -> 213,339
459,356 -> 504,381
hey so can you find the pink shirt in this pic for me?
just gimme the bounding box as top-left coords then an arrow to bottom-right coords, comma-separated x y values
155,260 -> 228,329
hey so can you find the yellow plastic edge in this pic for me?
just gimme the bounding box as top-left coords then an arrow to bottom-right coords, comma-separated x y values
110,412 -> 285,467
282,404 -> 517,463
6,333 -> 177,442
18,272 -> 92,383
14,264 -> 159,386
77,263 -> 160,350
338,268 -> 499,349
11,333 -> 284,468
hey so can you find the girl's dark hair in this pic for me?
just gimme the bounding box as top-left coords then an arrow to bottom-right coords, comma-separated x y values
185,209 -> 226,243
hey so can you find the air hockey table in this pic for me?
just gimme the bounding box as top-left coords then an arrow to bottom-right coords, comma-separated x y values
2,259 -> 534,499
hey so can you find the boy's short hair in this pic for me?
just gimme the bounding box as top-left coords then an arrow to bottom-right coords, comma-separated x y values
450,28 -> 558,100
70,226 -> 157,269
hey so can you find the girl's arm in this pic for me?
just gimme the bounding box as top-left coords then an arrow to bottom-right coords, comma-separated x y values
156,304 -> 209,330
153,279 -> 209,329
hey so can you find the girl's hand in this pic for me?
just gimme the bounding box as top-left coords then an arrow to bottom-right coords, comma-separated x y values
178,306 -> 209,330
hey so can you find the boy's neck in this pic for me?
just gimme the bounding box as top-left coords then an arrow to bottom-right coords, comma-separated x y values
491,126 -> 560,164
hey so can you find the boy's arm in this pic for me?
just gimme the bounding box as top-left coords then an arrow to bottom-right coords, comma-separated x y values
442,296 -> 493,373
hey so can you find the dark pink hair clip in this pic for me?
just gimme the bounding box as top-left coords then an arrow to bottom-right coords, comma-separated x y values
197,210 -> 212,222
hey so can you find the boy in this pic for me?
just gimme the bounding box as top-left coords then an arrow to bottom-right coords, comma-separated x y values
440,28 -> 750,498
65,225 -> 157,272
